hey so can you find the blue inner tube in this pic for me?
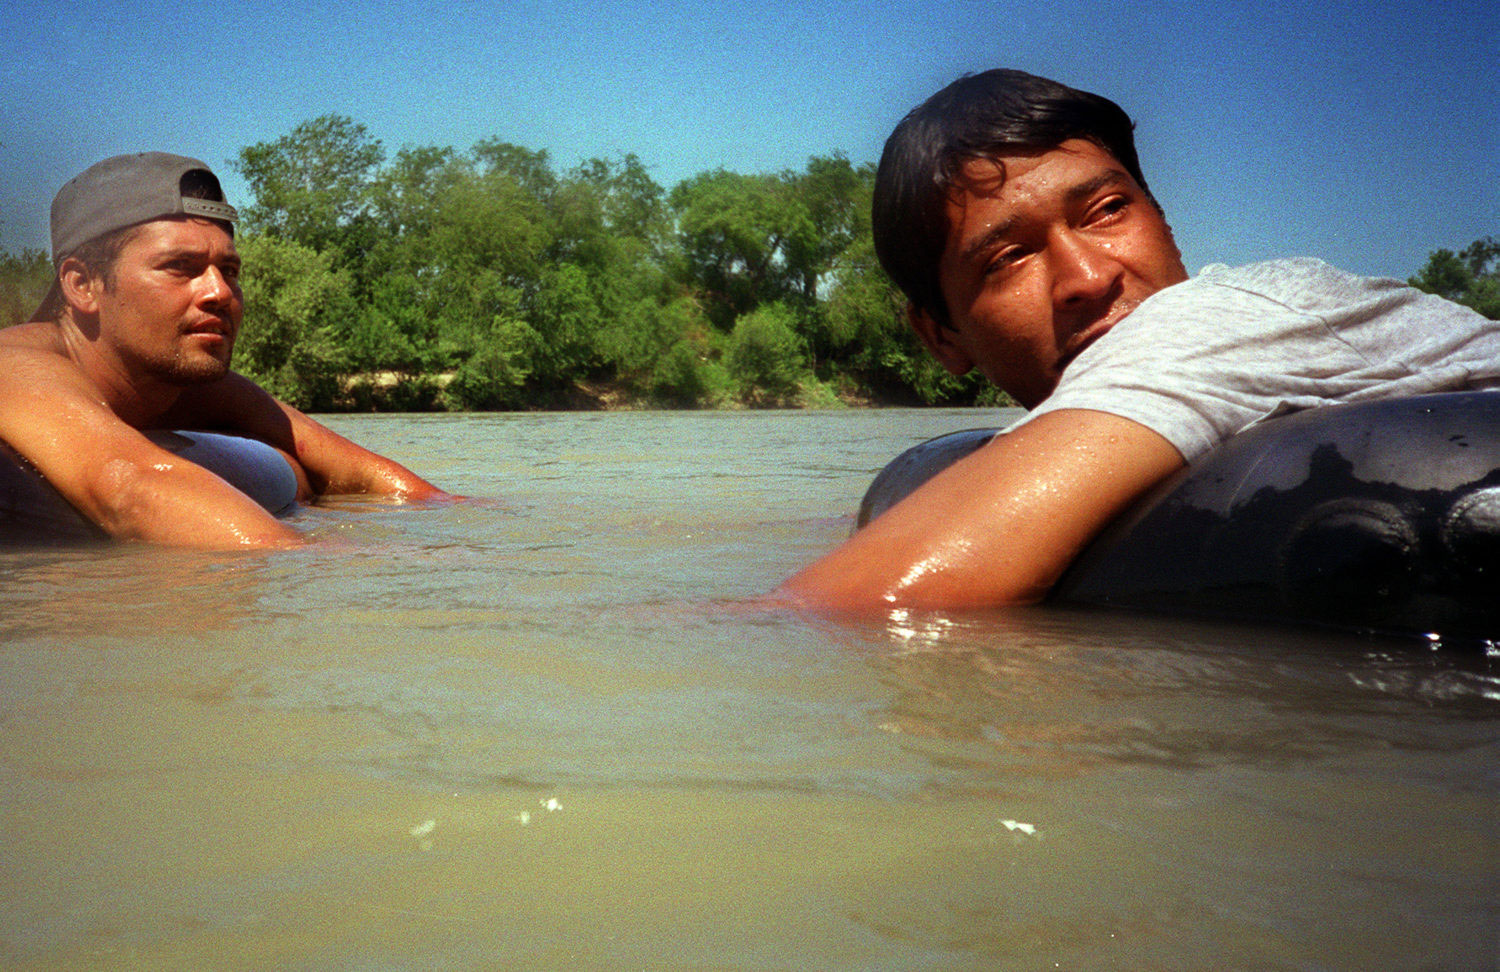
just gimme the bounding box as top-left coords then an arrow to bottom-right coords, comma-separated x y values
0,430 -> 299,546
857,391 -> 1500,643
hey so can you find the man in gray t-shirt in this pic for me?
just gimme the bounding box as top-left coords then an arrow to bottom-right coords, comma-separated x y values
778,69 -> 1497,611
1026,257 -> 1500,463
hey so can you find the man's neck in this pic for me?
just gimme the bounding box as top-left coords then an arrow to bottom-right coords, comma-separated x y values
55,314 -> 184,429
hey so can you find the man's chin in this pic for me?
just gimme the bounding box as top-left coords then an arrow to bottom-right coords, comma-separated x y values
187,361 -> 232,384
159,356 -> 232,386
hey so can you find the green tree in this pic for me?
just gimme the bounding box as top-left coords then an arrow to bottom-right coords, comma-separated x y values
234,115 -> 386,261
0,248 -> 53,326
527,263 -> 607,391
550,155 -> 669,271
368,145 -> 464,242
234,234 -> 355,410
783,154 -> 872,302
820,237 -> 999,405
669,169 -> 810,328
649,335 -> 733,407
472,140 -> 557,200
726,302 -> 812,405
426,154 -> 551,286
543,156 -> 676,394
599,154 -> 671,248
350,273 -> 444,375
360,141 -> 552,385
444,315 -> 541,410
1410,236 -> 1500,319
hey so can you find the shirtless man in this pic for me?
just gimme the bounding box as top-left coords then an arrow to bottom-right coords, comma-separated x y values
0,152 -> 448,549
779,69 -> 1500,611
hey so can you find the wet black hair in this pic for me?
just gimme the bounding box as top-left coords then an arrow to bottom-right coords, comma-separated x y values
872,69 -> 1153,327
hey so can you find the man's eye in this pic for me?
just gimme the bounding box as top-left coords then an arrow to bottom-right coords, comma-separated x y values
1088,196 -> 1130,222
986,248 -> 1027,275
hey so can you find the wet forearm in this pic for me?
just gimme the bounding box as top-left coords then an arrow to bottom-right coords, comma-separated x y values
85,453 -> 304,550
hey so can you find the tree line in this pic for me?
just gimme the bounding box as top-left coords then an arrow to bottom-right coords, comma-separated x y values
1,116 -> 1495,412
0,116 -> 992,411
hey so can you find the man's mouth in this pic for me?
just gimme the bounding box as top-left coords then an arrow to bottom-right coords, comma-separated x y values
1058,303 -> 1138,371
1057,322 -> 1112,372
185,318 -> 233,339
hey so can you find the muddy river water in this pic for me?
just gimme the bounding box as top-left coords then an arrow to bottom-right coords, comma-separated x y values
1,409 -> 1494,969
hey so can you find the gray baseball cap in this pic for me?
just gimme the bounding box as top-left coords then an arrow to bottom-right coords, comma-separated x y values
50,152 -> 238,260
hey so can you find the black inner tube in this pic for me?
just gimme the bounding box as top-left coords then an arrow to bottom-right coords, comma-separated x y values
857,393 -> 1500,644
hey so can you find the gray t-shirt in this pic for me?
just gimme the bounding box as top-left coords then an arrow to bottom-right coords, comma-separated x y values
1020,258 -> 1500,461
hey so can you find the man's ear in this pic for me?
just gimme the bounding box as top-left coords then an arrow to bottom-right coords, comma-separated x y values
57,257 -> 101,316
907,302 -> 974,376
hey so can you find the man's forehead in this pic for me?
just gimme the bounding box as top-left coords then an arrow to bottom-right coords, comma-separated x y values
948,140 -> 1131,196
125,216 -> 238,251
938,142 -> 1139,265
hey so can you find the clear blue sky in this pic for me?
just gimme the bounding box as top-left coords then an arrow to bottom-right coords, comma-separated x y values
2,0 -> 1495,279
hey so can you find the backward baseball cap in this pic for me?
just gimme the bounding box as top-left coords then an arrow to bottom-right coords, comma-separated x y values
50,152 -> 238,261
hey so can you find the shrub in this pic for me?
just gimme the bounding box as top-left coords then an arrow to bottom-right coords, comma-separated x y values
725,303 -> 810,405
445,317 -> 540,410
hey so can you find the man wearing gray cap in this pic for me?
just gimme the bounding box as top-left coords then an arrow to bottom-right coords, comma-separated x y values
0,152 -> 450,549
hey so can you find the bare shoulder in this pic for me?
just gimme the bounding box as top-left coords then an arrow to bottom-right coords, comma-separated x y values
0,321 -> 69,359
0,331 -> 304,547
0,323 -> 95,403
777,408 -> 1185,610
0,334 -> 127,464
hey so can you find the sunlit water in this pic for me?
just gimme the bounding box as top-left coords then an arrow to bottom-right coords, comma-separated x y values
1,409 -> 1495,970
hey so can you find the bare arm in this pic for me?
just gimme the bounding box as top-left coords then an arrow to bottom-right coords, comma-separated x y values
167,373 -> 451,500
776,409 -> 1185,611
0,352 -> 302,550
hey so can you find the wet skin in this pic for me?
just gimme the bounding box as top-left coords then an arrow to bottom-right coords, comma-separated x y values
0,218 -> 450,549
64,218 -> 245,413
909,139 -> 1189,408
778,140 -> 1189,610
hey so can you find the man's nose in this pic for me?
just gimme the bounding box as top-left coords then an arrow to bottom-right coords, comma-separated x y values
1050,232 -> 1122,308
196,266 -> 236,306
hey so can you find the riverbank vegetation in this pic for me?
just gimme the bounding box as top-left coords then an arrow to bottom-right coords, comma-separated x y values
0,116 -> 994,412
2,117 -> 1494,412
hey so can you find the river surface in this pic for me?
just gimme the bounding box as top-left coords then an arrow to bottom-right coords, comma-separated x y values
1,409 -> 1495,971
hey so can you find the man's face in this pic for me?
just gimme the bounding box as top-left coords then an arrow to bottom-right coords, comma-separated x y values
91,217 -> 243,385
910,139 -> 1188,408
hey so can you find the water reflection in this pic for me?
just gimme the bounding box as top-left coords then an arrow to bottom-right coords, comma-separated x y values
0,410 -> 1494,970
855,604 -> 1500,782
0,545 -> 278,638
